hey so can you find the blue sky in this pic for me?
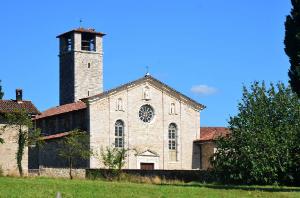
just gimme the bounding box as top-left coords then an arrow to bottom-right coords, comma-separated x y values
0,1 -> 291,126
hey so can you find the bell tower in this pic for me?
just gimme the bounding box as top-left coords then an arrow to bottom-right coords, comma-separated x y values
57,28 -> 105,105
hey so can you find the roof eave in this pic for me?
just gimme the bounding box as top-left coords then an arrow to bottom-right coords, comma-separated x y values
56,29 -> 106,38
83,75 -> 206,111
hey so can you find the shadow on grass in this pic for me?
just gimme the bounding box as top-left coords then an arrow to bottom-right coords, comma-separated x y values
161,183 -> 300,193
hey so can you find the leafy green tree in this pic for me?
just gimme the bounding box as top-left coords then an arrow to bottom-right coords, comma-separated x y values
285,0 -> 300,96
98,146 -> 128,180
1,109 -> 41,176
0,80 -> 4,99
212,82 -> 300,185
57,130 -> 91,179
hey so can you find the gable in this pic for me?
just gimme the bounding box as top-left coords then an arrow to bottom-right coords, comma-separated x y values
138,150 -> 159,157
82,75 -> 205,111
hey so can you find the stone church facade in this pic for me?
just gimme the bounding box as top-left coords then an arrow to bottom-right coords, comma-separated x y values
34,28 -> 205,170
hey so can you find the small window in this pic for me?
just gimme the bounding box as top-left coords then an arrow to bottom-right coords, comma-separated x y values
88,91 -> 90,96
115,120 -> 124,148
88,63 -> 91,68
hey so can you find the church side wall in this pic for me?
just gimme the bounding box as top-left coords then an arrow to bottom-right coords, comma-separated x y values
89,83 -> 201,170
89,98 -> 110,168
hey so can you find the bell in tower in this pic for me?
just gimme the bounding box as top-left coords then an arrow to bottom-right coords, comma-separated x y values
57,28 -> 105,105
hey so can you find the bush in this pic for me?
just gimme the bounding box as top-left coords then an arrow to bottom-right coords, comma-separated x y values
0,165 -> 3,177
86,170 -> 184,184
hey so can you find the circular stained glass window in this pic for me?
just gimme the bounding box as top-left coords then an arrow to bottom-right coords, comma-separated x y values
139,105 -> 154,123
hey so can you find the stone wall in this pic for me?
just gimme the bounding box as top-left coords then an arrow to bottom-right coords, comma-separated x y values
200,142 -> 216,170
86,169 -> 215,183
29,167 -> 85,179
89,81 -> 201,170
0,124 -> 28,176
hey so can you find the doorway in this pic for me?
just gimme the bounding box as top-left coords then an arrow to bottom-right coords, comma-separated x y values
140,163 -> 154,170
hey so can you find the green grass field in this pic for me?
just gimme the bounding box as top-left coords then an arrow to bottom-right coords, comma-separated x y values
0,177 -> 299,198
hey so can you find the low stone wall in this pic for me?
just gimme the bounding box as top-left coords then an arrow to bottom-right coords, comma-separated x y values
86,169 -> 215,182
28,168 -> 214,182
29,168 -> 85,179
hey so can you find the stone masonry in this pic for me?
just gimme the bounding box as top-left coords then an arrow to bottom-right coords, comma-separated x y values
34,28 -> 205,171
59,30 -> 104,105
0,124 -> 28,176
88,78 -> 202,170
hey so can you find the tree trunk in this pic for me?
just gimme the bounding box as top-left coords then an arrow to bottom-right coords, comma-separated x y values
69,157 -> 73,180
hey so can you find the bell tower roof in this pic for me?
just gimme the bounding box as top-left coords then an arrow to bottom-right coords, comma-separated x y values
56,28 -> 106,38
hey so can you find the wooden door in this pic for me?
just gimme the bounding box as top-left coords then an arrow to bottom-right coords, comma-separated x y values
140,163 -> 154,170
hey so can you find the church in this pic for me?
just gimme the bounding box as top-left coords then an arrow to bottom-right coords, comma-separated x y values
32,28 -> 207,170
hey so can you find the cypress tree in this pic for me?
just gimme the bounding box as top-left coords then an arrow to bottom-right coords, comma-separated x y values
285,0 -> 300,96
0,80 -> 4,99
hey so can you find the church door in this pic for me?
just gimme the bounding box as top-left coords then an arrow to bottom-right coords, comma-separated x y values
140,163 -> 154,170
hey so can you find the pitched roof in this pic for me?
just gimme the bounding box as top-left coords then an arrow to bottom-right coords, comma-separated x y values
40,131 -> 71,140
83,75 -> 205,110
0,100 -> 40,114
35,101 -> 86,120
196,127 -> 229,143
57,28 -> 106,38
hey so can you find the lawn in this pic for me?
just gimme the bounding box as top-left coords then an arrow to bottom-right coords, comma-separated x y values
0,177 -> 299,198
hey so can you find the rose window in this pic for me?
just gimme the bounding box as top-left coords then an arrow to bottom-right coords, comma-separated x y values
139,105 -> 154,123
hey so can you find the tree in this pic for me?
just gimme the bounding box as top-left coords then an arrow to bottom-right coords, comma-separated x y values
212,82 -> 300,185
1,109 -> 41,176
285,0 -> 300,96
57,130 -> 91,179
98,146 -> 128,180
0,80 -> 4,99
0,81 -> 4,143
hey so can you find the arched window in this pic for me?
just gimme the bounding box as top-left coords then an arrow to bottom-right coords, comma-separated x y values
115,120 -> 124,148
168,123 -> 177,161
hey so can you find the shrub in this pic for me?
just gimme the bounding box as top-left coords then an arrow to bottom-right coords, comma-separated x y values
0,165 -> 3,177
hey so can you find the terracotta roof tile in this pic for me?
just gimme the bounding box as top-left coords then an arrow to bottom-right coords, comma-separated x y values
0,100 -> 40,114
57,28 -> 106,38
198,127 -> 229,142
40,131 -> 71,140
35,101 -> 86,119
